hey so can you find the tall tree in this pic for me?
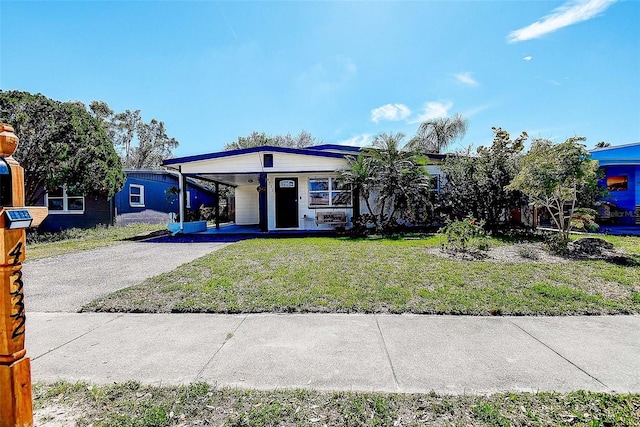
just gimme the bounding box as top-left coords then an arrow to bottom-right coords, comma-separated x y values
129,119 -> 179,169
439,127 -> 527,231
88,103 -> 178,169
408,113 -> 469,154
507,137 -> 599,241
223,130 -> 318,151
0,90 -> 125,205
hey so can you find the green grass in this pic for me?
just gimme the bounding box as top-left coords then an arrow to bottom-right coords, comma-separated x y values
83,235 -> 640,315
33,381 -> 640,427
26,223 -> 166,261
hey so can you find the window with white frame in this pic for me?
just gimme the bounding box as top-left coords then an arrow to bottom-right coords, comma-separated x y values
46,186 -> 85,214
309,177 -> 352,208
129,184 -> 145,207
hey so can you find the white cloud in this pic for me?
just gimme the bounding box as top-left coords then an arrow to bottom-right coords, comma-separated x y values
337,133 -> 374,147
524,56 -> 533,61
408,101 -> 453,124
454,72 -> 479,86
371,103 -> 412,124
507,0 -> 617,43
462,103 -> 491,118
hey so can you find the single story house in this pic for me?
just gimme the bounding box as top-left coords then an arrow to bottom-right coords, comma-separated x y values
162,144 -> 444,233
38,170 -> 218,231
590,142 -> 640,226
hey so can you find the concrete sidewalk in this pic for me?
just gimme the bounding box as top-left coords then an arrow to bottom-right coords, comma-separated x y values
26,312 -> 640,394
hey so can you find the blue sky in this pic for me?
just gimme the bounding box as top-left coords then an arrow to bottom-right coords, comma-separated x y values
1,0 -> 638,157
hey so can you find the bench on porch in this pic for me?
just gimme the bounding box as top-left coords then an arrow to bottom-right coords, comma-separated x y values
315,211 -> 347,227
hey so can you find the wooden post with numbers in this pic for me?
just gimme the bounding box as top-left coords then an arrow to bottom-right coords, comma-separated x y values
0,124 -> 47,427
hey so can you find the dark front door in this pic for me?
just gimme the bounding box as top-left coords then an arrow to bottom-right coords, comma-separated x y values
275,178 -> 298,228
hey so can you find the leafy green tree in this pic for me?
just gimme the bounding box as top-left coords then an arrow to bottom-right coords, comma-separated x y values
408,113 -> 468,154
128,119 -> 178,169
89,104 -> 178,169
439,127 -> 527,231
507,137 -> 599,240
0,90 -> 125,205
223,130 -> 318,151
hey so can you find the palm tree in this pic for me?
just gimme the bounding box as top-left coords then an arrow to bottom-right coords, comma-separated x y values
339,153 -> 377,217
408,113 -> 469,154
364,132 -> 432,227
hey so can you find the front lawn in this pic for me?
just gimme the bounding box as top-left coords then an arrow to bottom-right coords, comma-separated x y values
33,381 -> 640,427
26,223 -> 167,261
83,235 -> 640,315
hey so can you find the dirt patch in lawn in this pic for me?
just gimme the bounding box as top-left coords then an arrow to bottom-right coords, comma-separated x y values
428,243 -> 568,263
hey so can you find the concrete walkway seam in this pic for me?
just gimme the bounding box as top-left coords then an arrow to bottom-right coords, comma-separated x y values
31,314 -> 124,362
374,316 -> 400,392
508,320 -> 611,391
194,314 -> 249,382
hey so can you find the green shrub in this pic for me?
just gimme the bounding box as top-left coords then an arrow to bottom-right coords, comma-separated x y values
544,233 -> 569,255
440,216 -> 489,253
517,245 -> 540,260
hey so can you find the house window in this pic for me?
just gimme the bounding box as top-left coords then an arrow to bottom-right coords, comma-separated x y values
431,175 -> 441,193
263,154 -> 274,168
607,176 -> 628,191
309,177 -> 352,208
129,184 -> 145,207
46,186 -> 85,214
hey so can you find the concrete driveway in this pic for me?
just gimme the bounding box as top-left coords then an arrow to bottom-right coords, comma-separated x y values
23,241 -> 229,312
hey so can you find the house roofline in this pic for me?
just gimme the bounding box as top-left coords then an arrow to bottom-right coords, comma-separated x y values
307,144 -> 362,152
590,141 -> 640,153
124,169 -> 217,195
163,145 -> 355,166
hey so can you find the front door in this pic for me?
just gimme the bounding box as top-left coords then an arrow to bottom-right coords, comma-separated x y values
275,178 -> 299,228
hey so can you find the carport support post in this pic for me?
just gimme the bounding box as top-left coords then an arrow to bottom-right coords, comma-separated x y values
0,124 -> 33,427
215,182 -> 220,230
259,173 -> 268,232
178,167 -> 185,233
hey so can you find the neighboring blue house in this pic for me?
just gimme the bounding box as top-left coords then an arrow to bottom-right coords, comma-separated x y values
39,170 -> 217,231
590,142 -> 640,226
114,170 -> 218,225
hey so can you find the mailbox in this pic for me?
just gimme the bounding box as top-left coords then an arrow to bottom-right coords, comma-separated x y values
0,123 -> 47,427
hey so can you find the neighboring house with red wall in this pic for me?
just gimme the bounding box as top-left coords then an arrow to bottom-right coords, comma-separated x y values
590,142 -> 640,226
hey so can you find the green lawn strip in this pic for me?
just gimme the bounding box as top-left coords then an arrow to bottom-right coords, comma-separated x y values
26,224 -> 166,261
83,236 -> 640,315
33,381 -> 640,427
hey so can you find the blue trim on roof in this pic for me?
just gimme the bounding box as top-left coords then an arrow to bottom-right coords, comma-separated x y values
124,170 -> 217,195
307,144 -> 362,152
163,145 -> 349,166
590,141 -> 640,153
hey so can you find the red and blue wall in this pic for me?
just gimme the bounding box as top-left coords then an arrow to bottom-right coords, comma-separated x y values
590,143 -> 640,226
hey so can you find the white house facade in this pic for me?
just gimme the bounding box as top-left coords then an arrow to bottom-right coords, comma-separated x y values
163,144 -> 444,233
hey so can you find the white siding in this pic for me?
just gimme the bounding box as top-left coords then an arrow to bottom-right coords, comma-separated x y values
266,173 -> 354,230
235,185 -> 259,225
179,152 -> 348,175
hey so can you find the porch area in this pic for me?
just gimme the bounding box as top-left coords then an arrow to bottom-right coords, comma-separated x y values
154,222 -> 343,243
